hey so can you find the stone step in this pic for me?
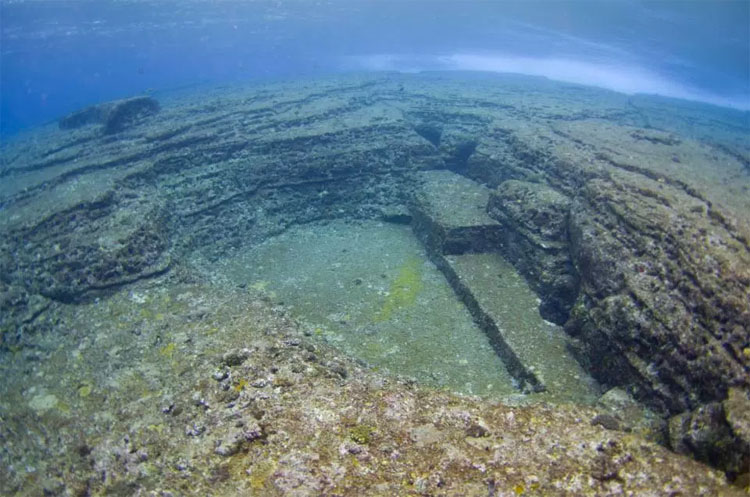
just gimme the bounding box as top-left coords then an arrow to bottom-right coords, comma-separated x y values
410,170 -> 598,401
443,253 -> 599,402
411,170 -> 503,255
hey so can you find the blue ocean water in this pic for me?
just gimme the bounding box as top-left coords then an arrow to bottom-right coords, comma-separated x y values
1,0 -> 748,137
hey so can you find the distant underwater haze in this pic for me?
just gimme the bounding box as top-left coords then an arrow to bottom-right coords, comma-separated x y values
1,0 -> 749,136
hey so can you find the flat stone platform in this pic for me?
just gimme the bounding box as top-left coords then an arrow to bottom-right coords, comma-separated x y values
412,169 -> 598,401
192,220 -> 519,399
411,170 -> 503,255
445,252 -> 598,403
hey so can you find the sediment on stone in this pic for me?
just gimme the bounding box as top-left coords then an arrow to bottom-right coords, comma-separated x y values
1,73 -> 749,478
0,195 -> 171,304
0,282 -> 742,497
410,170 -> 504,255
486,179 -> 579,324
461,116 -> 750,419
410,170 -> 598,401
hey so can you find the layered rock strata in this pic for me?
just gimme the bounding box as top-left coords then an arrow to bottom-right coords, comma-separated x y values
58,95 -> 160,134
486,179 -> 578,324
1,72 -> 748,476
411,170 -> 598,403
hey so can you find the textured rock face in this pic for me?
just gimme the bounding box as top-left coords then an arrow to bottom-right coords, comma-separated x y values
1,78 -> 439,328
1,73 -> 749,476
411,170 -> 504,255
669,389 -> 750,480
468,123 -> 749,409
564,176 -> 750,413
725,387 -> 750,452
487,179 -> 579,324
468,120 -> 749,419
1,195 -> 171,303
58,96 -> 160,134
0,283 -> 742,496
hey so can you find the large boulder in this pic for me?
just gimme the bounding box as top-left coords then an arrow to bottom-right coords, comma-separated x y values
669,387 -> 750,481
58,96 -> 160,134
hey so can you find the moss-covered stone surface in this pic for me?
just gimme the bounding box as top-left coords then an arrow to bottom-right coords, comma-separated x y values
0,281 -> 742,496
192,219 -> 518,398
1,72 -> 749,492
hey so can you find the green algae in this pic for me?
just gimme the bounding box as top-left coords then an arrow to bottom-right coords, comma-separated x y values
375,256 -> 423,322
159,342 -> 176,358
77,383 -> 93,398
349,424 -> 376,445
248,459 -> 277,490
207,220 -> 518,398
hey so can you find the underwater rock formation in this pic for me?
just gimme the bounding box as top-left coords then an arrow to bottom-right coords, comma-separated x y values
669,386 -> 750,480
1,193 -> 171,303
1,283 -> 743,496
58,95 -> 160,134
487,179 -> 578,324
1,73 -> 749,485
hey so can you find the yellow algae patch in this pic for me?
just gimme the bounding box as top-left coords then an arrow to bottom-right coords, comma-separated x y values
204,326 -> 220,336
159,342 -> 176,358
56,401 -> 71,414
148,423 -> 166,435
78,383 -> 93,398
349,424 -> 375,444
250,280 -> 270,291
249,459 -> 277,490
375,257 -> 423,322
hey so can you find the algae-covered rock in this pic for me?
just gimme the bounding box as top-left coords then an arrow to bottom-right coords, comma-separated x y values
596,387 -> 667,444
725,387 -> 750,448
1,282 -> 741,496
487,179 -> 579,323
564,171 -> 750,413
0,197 -> 171,303
58,96 -> 160,134
669,400 -> 749,480
0,281 -> 52,348
58,103 -> 110,130
723,387 -> 750,479
102,96 -> 160,134
1,72 -> 749,484
467,113 -> 749,423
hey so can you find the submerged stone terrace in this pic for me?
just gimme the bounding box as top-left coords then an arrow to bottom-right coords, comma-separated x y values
1,72 -> 749,490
